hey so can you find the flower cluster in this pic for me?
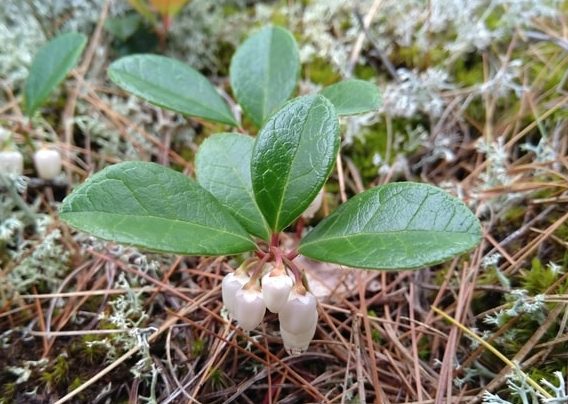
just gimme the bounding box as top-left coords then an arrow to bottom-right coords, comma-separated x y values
0,147 -> 62,180
222,262 -> 318,355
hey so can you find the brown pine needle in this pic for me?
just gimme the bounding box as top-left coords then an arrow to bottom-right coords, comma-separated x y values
431,306 -> 552,399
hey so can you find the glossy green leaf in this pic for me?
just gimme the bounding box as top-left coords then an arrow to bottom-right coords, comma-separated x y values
24,32 -> 87,116
230,25 -> 300,127
252,95 -> 340,231
299,182 -> 482,269
60,162 -> 255,255
196,133 -> 270,240
108,54 -> 237,125
320,79 -> 381,116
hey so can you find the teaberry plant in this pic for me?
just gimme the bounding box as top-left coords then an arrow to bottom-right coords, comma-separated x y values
59,25 -> 481,354
0,32 -> 84,179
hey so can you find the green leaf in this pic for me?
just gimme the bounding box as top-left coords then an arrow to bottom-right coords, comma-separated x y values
24,32 -> 87,116
320,79 -> 381,116
60,162 -> 255,255
104,14 -> 143,41
196,133 -> 270,240
108,54 -> 237,125
299,182 -> 482,270
230,25 -> 300,127
252,95 -> 339,232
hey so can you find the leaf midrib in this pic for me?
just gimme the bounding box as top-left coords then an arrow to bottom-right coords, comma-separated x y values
61,210 -> 253,244
111,65 -> 233,123
300,227 -> 480,249
216,141 -> 269,237
200,136 -> 269,238
260,27 -> 274,122
272,97 -> 317,230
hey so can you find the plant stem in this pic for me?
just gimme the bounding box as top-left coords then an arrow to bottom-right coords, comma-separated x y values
248,252 -> 271,283
286,250 -> 299,261
270,232 -> 280,248
270,246 -> 282,269
282,256 -> 303,285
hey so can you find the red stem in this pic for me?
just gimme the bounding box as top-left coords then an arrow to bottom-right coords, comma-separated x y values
295,217 -> 305,239
270,232 -> 280,248
286,250 -> 299,261
270,246 -> 282,269
248,252 -> 271,283
282,256 -> 303,285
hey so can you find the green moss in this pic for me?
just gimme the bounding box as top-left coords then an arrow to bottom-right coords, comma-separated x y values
41,354 -> 69,388
553,222 -> 568,241
270,11 -> 288,27
305,58 -> 342,86
477,267 -> 502,287
191,338 -> 205,357
353,65 -> 376,80
521,258 -> 559,294
390,44 -> 447,70
485,10 -> 502,31
214,41 -> 237,77
418,337 -> 431,361
222,4 -> 242,17
207,367 -> 226,391
502,205 -> 526,223
75,335 -> 108,364
1,382 -> 16,402
68,376 -> 84,393
453,55 -> 484,87
348,126 -> 387,184
348,118 -> 423,185
371,329 -> 382,343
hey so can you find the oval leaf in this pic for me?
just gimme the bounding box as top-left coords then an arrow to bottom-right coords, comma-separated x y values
60,162 -> 255,255
320,79 -> 381,116
108,54 -> 237,125
299,182 -> 482,270
196,133 -> 270,240
230,25 -> 300,127
24,32 -> 87,116
252,95 -> 340,231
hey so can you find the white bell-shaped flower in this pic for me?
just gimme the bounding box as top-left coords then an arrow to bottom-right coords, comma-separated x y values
280,317 -> 317,355
279,289 -> 317,334
222,272 -> 250,316
302,188 -> 324,219
0,150 -> 24,175
262,271 -> 293,313
234,286 -> 266,331
33,149 -> 62,180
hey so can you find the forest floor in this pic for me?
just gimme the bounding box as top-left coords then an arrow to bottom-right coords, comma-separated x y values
1,0 -> 568,403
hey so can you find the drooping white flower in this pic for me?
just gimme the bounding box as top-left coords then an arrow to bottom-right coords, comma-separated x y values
262,271 -> 293,313
221,272 -> 250,316
234,286 -> 266,331
0,150 -> 23,175
279,289 -> 317,334
33,149 -> 62,180
279,288 -> 318,354
280,318 -> 317,355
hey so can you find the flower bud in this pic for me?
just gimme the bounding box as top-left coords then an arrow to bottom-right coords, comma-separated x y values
33,149 -> 62,180
0,150 -> 23,175
221,272 -> 249,316
302,188 -> 324,219
234,287 -> 266,331
280,318 -> 317,355
262,272 -> 293,313
279,289 -> 317,334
